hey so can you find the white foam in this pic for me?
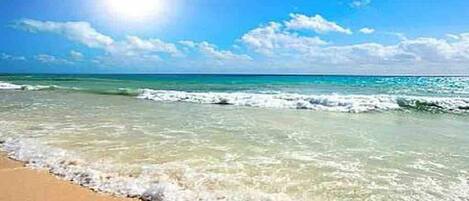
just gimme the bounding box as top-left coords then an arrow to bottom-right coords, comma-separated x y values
137,89 -> 469,113
21,84 -> 58,91
3,81 -> 468,113
0,138 -> 294,201
0,81 -> 22,90
0,81 -> 58,91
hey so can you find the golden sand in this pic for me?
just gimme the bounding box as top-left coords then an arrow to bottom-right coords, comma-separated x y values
0,153 -> 135,201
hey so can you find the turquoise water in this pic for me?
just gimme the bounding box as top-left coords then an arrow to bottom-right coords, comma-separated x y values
1,74 -> 469,113
1,74 -> 469,97
1,74 -> 469,200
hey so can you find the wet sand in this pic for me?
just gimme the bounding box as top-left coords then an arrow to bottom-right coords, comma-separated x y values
0,153 -> 134,201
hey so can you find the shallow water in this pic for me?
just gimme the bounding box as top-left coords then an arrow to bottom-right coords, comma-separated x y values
1,75 -> 469,200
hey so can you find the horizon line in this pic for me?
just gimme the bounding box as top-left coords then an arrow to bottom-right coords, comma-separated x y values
1,72 -> 469,77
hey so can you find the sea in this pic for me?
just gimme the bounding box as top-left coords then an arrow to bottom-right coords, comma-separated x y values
0,74 -> 468,200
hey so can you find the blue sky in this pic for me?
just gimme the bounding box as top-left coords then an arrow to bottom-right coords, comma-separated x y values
1,0 -> 469,74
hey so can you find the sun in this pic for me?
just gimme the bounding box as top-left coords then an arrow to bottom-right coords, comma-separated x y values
106,0 -> 163,20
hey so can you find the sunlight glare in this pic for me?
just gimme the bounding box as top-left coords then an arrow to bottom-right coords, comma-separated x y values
106,0 -> 163,20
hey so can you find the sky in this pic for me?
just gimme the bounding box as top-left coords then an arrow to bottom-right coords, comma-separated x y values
1,0 -> 469,74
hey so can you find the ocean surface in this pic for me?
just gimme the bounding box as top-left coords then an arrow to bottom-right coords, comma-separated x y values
0,74 -> 468,200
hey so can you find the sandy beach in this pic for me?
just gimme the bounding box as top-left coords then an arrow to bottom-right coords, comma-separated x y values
1,76 -> 468,200
0,153 -> 133,201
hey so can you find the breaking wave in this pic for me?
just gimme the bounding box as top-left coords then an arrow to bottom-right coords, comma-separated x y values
0,81 -> 139,96
2,81 -> 469,114
0,81 -> 60,91
138,89 -> 469,113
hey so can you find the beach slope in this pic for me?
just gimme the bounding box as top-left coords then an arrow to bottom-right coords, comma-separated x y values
0,153 -> 132,201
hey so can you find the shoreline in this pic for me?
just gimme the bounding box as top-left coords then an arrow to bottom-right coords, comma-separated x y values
0,152 -> 135,201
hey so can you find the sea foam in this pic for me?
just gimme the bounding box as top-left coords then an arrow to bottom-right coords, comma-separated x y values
0,81 -> 58,91
2,81 -> 469,113
137,89 -> 469,113
0,81 -> 22,90
0,138 -> 293,201
0,138 -> 211,200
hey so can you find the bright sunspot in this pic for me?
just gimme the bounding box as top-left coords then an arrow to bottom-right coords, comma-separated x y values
106,0 -> 162,20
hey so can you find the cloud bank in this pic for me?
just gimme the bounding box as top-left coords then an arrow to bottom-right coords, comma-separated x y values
10,14 -> 469,74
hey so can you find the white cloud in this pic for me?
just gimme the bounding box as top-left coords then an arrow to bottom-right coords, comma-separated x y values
398,38 -> 452,62
396,35 -> 469,62
350,0 -> 371,8
385,32 -> 407,40
313,43 -> 414,66
95,36 -> 184,68
107,36 -> 181,57
241,22 -> 327,55
241,16 -> 469,71
178,41 -> 252,68
285,14 -> 352,34
13,17 -> 469,74
1,53 -> 26,61
16,19 -> 114,48
190,41 -> 251,61
34,54 -> 72,65
15,19 -> 183,67
359,27 -> 375,34
69,50 -> 84,61
446,34 -> 459,40
292,34 -> 469,66
15,19 -> 181,58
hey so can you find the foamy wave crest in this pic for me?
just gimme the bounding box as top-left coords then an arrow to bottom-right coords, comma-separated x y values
0,81 -> 23,90
0,81 -> 58,91
138,89 -> 469,113
3,81 -> 469,113
0,138 -> 292,201
0,81 -> 138,96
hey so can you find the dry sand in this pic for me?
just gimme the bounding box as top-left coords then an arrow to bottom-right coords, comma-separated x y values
0,153 -> 135,201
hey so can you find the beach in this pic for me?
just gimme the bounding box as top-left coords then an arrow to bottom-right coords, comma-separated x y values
2,0 -> 469,199
1,75 -> 469,200
0,153 -> 132,201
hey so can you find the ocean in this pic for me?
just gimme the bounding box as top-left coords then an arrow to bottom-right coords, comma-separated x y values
1,74 -> 468,200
